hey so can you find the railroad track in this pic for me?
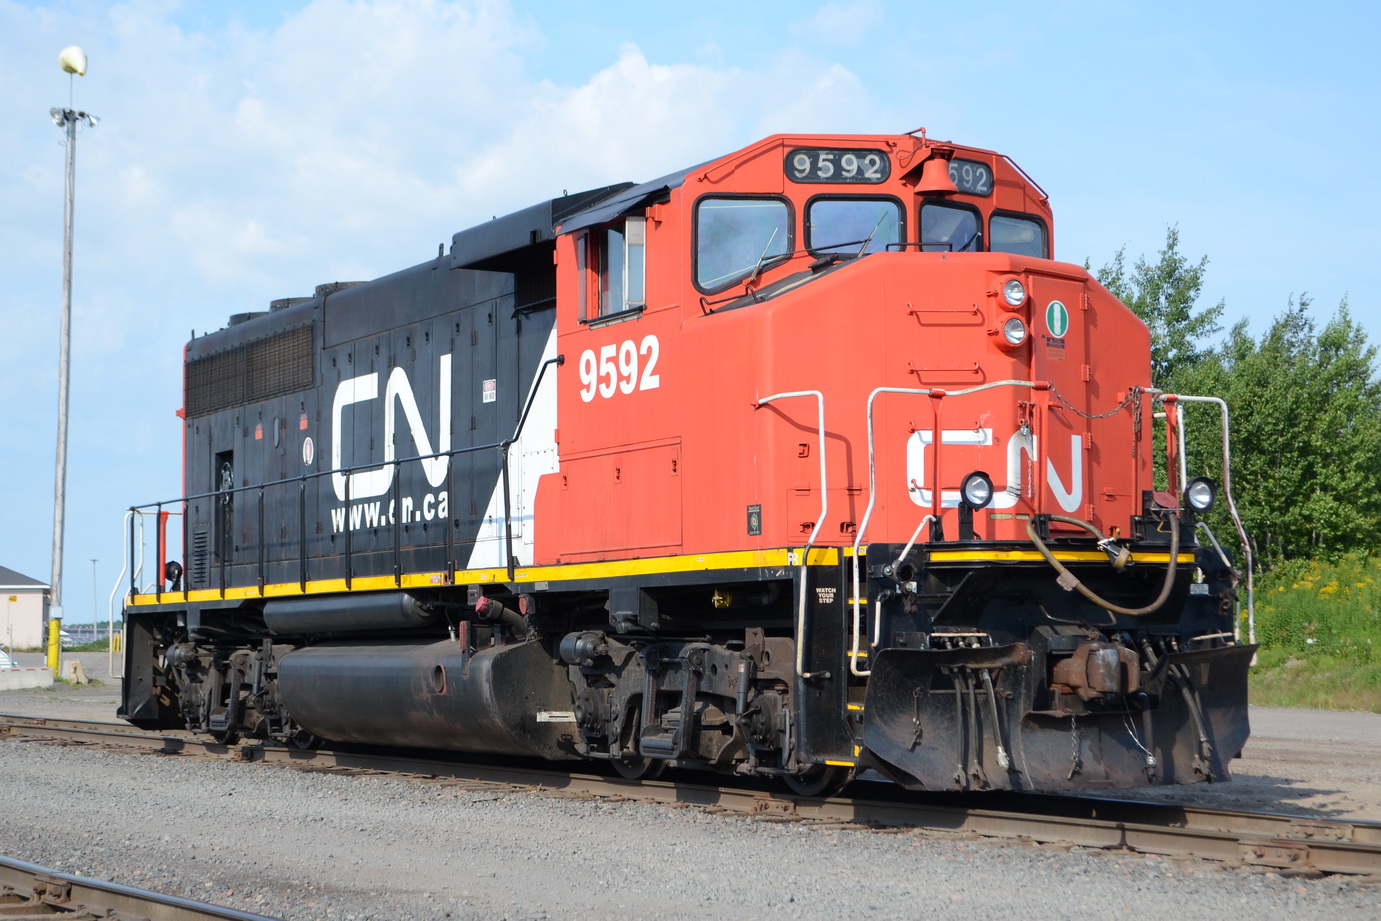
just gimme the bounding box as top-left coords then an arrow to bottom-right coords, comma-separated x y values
0,854 -> 278,920
4,714 -> 1380,878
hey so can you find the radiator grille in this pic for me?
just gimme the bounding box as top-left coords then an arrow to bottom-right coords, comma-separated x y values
190,527 -> 209,588
186,326 -> 313,417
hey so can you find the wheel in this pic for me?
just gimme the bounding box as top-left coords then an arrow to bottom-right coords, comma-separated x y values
287,728 -> 323,751
783,764 -> 854,797
611,755 -> 665,781
208,727 -> 239,746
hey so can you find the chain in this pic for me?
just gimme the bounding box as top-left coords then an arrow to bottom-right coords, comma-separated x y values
1132,386 -> 1143,443
1066,713 -> 1082,780
910,687 -> 924,749
1024,432 -> 1035,499
1049,383 -> 1142,421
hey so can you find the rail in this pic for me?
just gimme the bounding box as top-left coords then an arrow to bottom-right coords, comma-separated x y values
5,715 -> 1380,877
0,853 -> 280,920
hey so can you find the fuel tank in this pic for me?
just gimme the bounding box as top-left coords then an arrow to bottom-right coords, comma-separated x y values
263,592 -> 438,635
277,639 -> 577,758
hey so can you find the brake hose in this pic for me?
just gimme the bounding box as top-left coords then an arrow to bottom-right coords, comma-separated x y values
1025,513 -> 1180,617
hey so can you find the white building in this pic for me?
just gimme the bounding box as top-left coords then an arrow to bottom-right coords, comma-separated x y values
1,565 -> 50,650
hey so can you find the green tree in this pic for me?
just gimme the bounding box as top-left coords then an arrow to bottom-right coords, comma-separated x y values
1175,298 -> 1381,568
1096,226 -> 1224,390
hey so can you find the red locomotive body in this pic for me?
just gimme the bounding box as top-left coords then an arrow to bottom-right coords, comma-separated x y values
120,131 -> 1252,793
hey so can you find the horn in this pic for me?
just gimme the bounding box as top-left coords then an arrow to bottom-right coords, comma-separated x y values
916,155 -> 958,195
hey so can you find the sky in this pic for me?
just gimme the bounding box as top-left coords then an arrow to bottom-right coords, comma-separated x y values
2,0 -> 1378,623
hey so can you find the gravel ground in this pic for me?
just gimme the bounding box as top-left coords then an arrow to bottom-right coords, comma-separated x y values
1,653 -> 1378,920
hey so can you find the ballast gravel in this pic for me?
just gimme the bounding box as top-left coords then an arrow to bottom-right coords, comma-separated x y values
0,739 -> 1377,921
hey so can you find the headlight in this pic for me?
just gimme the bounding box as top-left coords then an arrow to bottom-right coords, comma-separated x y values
1002,278 -> 1026,307
1185,477 -> 1216,512
1002,317 -> 1027,345
961,471 -> 994,509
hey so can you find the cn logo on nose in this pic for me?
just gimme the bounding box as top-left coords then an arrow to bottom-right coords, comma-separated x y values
906,427 -> 1082,512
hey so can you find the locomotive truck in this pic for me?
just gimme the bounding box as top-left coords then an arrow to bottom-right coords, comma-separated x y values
119,128 -> 1254,794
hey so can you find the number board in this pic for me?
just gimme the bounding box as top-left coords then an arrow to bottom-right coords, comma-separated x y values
786,148 -> 890,184
948,158 -> 993,196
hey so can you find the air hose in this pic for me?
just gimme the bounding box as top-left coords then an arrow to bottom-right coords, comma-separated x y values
1024,513 -> 1180,617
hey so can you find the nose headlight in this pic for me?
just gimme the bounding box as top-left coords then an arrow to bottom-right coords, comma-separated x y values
1186,477 -> 1216,512
1002,278 -> 1026,307
961,471 -> 994,509
1002,317 -> 1027,346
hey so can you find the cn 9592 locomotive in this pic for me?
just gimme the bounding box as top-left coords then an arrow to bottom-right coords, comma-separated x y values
120,129 -> 1254,795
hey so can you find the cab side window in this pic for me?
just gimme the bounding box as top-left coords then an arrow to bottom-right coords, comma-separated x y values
580,217 -> 647,321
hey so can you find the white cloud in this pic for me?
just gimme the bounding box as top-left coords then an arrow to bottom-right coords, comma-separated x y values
0,0 -> 884,585
789,0 -> 884,46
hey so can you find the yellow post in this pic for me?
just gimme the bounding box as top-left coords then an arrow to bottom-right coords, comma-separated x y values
47,617 -> 62,672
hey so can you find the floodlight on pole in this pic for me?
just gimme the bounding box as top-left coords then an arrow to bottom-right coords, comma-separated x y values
58,46 -> 87,76
48,45 -> 97,672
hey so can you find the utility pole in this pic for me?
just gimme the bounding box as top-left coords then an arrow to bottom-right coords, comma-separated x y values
90,558 -> 98,640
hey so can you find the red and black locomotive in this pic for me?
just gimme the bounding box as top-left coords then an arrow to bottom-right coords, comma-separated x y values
120,129 -> 1254,794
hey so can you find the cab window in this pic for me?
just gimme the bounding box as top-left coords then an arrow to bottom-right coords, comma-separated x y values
806,197 -> 901,255
920,202 -> 981,252
695,197 -> 790,292
580,217 -> 647,322
990,213 -> 1047,258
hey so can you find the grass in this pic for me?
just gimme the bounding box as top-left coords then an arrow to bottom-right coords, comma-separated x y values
1247,553 -> 1381,712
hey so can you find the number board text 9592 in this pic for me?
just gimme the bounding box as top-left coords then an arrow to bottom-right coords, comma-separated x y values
786,148 -> 890,184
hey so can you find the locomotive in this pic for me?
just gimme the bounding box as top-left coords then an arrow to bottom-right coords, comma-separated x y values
119,129 -> 1254,794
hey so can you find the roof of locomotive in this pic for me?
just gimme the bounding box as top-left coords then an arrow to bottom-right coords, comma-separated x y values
556,162 -> 705,235
448,130 -> 1016,267
448,181 -> 634,269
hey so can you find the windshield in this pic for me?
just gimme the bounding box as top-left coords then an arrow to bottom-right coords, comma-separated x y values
695,198 -> 791,290
921,203 -> 981,253
991,214 -> 1047,258
807,197 -> 901,255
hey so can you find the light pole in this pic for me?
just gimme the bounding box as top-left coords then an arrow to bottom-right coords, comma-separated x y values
47,45 -> 97,672
90,558 -> 98,642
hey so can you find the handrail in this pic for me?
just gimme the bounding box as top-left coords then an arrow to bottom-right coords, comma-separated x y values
850,380 -> 1045,675
124,356 -> 567,604
107,510 -> 134,679
501,354 -> 564,581
1159,393 -> 1255,645
754,390 -> 828,679
126,438 -> 516,603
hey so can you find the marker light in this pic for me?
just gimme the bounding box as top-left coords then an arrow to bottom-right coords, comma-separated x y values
1185,477 -> 1216,512
961,471 -> 994,509
1002,317 -> 1027,345
1002,278 -> 1026,307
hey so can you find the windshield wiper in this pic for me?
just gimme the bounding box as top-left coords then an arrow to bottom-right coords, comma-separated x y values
856,213 -> 890,258
745,227 -> 781,289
